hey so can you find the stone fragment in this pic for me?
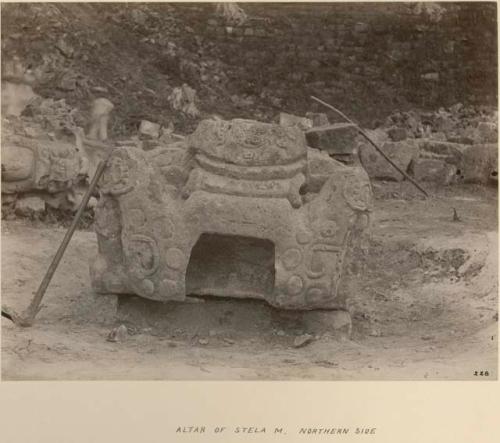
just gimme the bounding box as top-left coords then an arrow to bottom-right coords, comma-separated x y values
293,333 -> 314,348
198,338 -> 209,345
410,158 -> 457,185
421,72 -> 439,81
387,127 -> 407,142
306,112 -> 330,127
88,98 -> 114,141
55,37 -> 74,58
305,123 -> 359,155
359,139 -> 419,181
139,120 -> 161,139
1,146 -> 35,182
107,324 -> 128,342
1,82 -> 38,116
15,195 -> 45,216
449,103 -> 463,114
461,143 -> 498,183
2,57 -> 39,116
168,83 -> 200,118
279,112 -> 313,131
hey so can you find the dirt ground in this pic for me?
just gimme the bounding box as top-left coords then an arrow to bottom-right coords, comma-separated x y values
1,183 -> 498,380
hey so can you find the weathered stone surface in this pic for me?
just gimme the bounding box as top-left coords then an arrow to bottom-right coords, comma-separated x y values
359,139 -> 420,181
305,123 -> 359,155
461,143 -> 498,183
279,112 -> 313,131
1,82 -> 38,116
410,158 -> 457,185
1,135 -> 83,194
168,83 -> 200,118
387,126 -> 407,142
91,118 -> 373,310
305,112 -> 330,127
417,139 -> 466,165
15,195 -> 45,216
88,98 -> 114,141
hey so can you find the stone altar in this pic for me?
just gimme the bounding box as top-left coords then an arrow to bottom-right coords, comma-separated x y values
90,118 -> 372,310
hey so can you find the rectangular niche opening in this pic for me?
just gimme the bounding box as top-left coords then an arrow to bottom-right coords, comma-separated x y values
186,233 -> 275,300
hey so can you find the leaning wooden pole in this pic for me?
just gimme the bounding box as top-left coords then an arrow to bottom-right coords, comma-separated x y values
311,95 -> 429,198
1,159 -> 109,327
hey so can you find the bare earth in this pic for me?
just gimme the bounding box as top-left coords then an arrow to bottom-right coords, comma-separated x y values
1,184 -> 498,380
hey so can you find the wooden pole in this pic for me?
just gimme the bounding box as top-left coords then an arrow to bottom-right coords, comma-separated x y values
311,95 -> 429,198
1,159 -> 109,327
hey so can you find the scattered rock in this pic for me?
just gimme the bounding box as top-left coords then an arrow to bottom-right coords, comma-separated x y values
139,120 -> 161,139
421,72 -> 439,81
88,98 -> 114,141
223,337 -> 235,345
293,333 -> 314,348
55,37 -> 74,58
198,338 -> 209,345
107,324 -> 128,342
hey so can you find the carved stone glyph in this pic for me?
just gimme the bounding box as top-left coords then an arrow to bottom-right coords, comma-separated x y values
90,118 -> 373,310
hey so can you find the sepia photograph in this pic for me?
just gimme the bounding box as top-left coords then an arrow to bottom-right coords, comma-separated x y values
1,1 -> 498,381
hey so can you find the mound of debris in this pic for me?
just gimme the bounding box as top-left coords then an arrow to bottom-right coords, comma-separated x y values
361,104 -> 498,185
276,105 -> 498,186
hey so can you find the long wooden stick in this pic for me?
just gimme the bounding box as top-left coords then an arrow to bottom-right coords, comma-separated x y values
1,159 -> 109,327
311,95 -> 429,198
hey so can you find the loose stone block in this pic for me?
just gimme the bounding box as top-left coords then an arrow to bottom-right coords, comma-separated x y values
139,120 -> 161,139
359,139 -> 420,181
279,112 -> 313,131
417,139 -> 466,165
306,112 -> 330,127
305,123 -> 359,155
461,143 -> 498,183
411,158 -> 457,185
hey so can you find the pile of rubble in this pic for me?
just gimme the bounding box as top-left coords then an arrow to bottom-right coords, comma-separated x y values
279,104 -> 498,186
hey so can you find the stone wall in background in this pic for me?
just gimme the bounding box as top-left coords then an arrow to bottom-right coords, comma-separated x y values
200,2 -> 497,126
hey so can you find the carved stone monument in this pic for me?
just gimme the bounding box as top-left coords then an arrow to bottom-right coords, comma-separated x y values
90,118 -> 372,310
